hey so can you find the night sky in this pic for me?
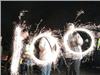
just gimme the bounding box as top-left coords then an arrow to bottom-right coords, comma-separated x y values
1,1 -> 100,54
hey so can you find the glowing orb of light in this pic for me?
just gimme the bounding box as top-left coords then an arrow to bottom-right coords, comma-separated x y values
63,28 -> 95,57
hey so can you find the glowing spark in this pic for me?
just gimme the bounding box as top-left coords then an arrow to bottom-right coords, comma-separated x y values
77,10 -> 84,17
18,10 -> 28,20
74,10 -> 84,21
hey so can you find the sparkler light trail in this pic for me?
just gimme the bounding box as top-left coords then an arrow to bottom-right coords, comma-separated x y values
10,21 -> 29,75
63,27 -> 95,59
10,10 -> 30,75
10,25 -> 24,75
27,31 -> 61,66
9,9 -> 97,75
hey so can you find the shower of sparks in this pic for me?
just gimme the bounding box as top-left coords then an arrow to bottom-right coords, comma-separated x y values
63,27 -> 95,60
10,25 -> 24,75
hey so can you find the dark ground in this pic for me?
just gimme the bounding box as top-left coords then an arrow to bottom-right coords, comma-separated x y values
1,62 -> 100,75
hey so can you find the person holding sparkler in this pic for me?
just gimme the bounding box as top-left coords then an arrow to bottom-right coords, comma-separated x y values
65,23 -> 83,75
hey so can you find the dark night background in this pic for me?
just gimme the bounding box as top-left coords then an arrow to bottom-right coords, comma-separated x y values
1,1 -> 100,54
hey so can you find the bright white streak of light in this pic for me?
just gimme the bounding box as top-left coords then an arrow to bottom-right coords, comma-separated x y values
10,25 -> 23,75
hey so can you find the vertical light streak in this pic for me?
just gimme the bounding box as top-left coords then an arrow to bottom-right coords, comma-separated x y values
10,25 -> 23,75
